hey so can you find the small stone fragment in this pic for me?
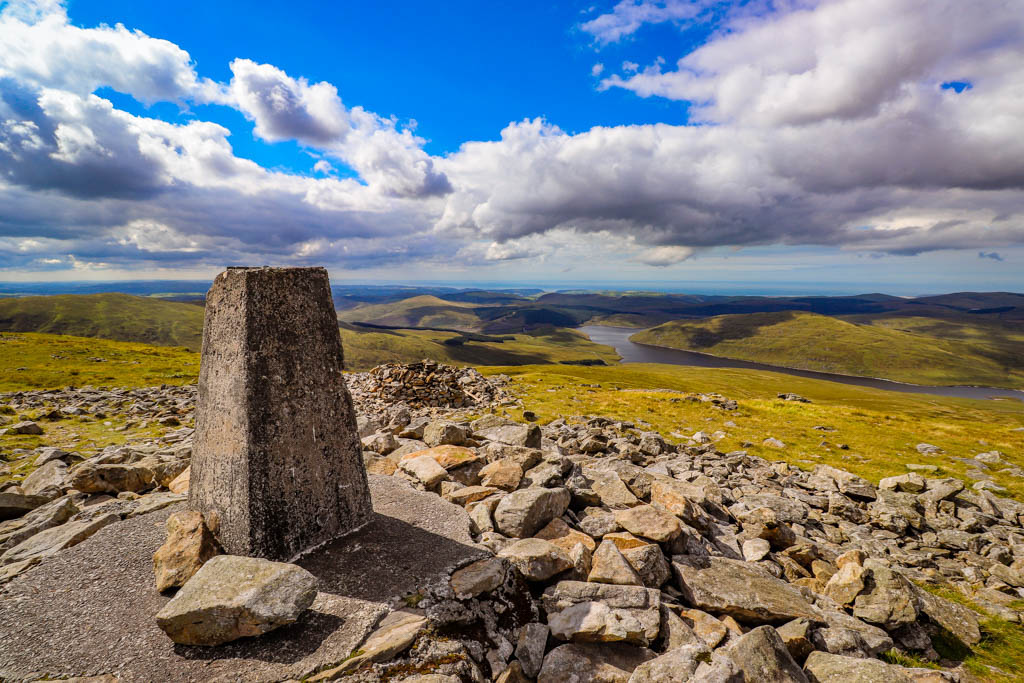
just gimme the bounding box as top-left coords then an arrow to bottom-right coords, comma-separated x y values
153,510 -> 222,592
450,557 -> 506,598
589,539 -> 644,586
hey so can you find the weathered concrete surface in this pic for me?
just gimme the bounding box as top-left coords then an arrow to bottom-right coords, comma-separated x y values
190,267 -> 372,561
0,475 -> 487,682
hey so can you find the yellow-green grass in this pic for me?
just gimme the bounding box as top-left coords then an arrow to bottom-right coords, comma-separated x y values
915,584 -> 1024,682
337,294 -> 486,331
0,293 -> 205,350
0,332 -> 198,392
340,326 -> 619,370
633,311 -> 1024,389
481,363 -> 1024,500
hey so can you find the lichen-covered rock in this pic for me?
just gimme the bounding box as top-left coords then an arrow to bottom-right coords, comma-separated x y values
155,555 -> 318,646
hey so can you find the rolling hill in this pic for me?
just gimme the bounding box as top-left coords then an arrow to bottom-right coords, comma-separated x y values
0,294 -> 619,371
0,293 -> 205,350
632,311 -> 1024,389
336,295 -> 487,330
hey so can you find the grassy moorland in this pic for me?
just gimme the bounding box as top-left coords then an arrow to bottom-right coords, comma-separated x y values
484,362 -> 1024,500
0,293 -> 205,350
632,311 -> 1024,389
0,332 -> 198,391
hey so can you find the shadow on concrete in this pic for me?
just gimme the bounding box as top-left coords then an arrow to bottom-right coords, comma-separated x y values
0,476 -> 488,681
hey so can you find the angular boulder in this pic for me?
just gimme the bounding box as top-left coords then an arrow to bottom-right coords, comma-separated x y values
538,643 -> 656,683
719,625 -> 809,682
542,581 -> 661,646
672,555 -> 821,624
494,487 -> 571,538
153,510 -> 221,592
155,555 -> 318,646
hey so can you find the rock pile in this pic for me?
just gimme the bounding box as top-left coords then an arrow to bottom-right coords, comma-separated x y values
1,364 -> 1023,682
347,361 -> 514,411
342,398 -> 1023,681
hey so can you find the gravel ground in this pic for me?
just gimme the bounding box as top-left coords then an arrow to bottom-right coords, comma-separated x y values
0,475 -> 486,682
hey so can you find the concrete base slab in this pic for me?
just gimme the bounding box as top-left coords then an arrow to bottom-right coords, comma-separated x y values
0,475 -> 488,682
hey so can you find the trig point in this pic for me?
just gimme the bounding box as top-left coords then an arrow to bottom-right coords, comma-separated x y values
189,266 -> 372,561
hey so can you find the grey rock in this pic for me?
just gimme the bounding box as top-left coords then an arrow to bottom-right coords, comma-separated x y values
478,423 -> 542,449
910,582 -> 981,646
811,627 -> 871,658
776,618 -> 815,662
516,622 -> 549,678
814,466 -> 876,500
568,466 -> 640,509
21,460 -> 68,497
155,554 -> 318,646
719,625 -> 809,682
542,581 -> 661,645
498,538 -> 573,581
0,495 -> 78,553
423,421 -> 471,447
672,555 -> 822,624
493,487 -> 571,538
851,567 -> 918,629
622,543 -> 672,588
628,643 -> 711,682
538,643 -> 656,683
803,651 -> 916,682
0,490 -> 51,520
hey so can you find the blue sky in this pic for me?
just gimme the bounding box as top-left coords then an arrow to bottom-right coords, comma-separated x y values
73,1 -> 702,169
0,0 -> 1022,293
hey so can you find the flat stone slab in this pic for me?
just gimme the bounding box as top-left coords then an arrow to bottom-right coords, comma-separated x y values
0,475 -> 487,682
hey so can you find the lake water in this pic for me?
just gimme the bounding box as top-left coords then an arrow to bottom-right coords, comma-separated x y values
579,325 -> 1024,403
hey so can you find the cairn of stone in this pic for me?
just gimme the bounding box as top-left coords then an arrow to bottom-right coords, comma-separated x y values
189,267 -> 371,561
347,360 -> 512,410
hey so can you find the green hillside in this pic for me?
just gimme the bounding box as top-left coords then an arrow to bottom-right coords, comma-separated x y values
0,331 -> 198,391
632,311 -> 1024,388
0,293 -> 205,350
337,294 -> 486,330
339,324 -> 619,370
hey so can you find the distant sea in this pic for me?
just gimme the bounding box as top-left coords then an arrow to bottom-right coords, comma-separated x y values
0,279 -> 953,298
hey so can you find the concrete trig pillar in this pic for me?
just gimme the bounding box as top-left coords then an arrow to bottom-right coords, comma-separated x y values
189,267 -> 372,561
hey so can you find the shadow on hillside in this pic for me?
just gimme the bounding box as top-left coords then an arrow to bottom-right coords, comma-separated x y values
684,310 -> 799,349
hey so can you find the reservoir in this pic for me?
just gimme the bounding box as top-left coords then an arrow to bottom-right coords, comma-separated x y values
579,325 -> 1024,403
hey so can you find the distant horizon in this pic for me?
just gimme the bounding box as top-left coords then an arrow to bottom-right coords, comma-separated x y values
0,277 -> 1020,299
